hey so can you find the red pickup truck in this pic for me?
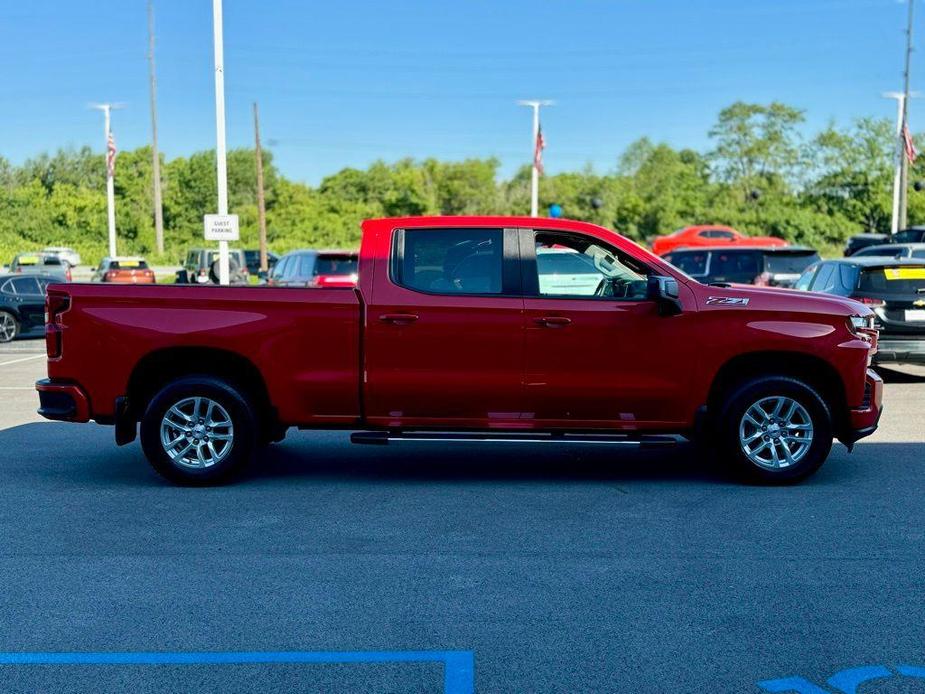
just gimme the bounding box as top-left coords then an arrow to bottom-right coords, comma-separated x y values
36,216 -> 882,486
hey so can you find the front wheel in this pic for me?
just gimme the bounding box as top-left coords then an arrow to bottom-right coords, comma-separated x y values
717,376 -> 833,484
140,376 -> 257,485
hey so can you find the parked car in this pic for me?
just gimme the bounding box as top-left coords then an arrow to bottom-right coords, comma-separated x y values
41,246 -> 81,268
244,249 -> 279,275
663,246 -> 821,288
0,274 -> 57,342
796,257 -> 925,365
850,243 -> 925,260
843,233 -> 888,257
267,250 -> 358,287
91,257 -> 156,284
178,248 -> 249,285
36,216 -> 881,487
651,225 -> 787,256
10,253 -> 71,281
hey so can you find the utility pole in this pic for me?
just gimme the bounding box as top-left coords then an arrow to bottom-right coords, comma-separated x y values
900,0 -> 915,230
212,0 -> 230,285
91,103 -> 124,257
147,0 -> 165,254
253,102 -> 268,273
517,100 -> 554,217
885,92 -> 906,235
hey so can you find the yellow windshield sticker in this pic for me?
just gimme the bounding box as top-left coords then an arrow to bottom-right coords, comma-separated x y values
120,260 -> 140,267
19,255 -> 39,264
884,267 -> 925,280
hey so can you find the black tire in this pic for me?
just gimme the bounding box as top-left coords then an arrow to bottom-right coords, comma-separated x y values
716,376 -> 833,485
140,376 -> 257,486
0,310 -> 19,343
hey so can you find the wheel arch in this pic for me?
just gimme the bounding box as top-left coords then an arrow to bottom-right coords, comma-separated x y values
126,346 -> 275,428
706,351 -> 849,436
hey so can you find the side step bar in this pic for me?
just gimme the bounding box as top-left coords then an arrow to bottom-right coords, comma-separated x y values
350,431 -> 679,448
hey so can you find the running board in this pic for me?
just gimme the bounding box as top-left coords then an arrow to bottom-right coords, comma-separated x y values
350,431 -> 679,447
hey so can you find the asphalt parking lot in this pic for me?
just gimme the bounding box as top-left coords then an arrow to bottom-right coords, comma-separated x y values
1,338 -> 923,693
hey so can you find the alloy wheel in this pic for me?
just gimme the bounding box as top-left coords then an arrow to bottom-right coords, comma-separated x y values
160,396 -> 234,469
738,396 -> 814,469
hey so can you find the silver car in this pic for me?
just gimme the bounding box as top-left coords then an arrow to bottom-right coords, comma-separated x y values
42,246 -> 82,268
9,253 -> 70,281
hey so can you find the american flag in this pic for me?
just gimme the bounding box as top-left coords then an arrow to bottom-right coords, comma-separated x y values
534,125 -> 545,176
902,122 -> 918,164
106,130 -> 117,178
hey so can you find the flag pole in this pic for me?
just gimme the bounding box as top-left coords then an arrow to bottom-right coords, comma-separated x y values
518,100 -> 553,217
91,103 -> 123,257
885,92 -> 906,236
212,0 -> 230,285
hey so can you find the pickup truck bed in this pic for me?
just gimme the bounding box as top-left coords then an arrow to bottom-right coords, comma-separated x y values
37,216 -> 882,486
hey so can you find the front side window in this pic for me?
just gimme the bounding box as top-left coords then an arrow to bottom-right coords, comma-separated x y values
395,229 -> 503,295
809,263 -> 837,293
794,265 -> 817,291
533,231 -> 649,299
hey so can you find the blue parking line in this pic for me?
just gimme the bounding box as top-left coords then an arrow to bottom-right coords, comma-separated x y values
0,650 -> 475,694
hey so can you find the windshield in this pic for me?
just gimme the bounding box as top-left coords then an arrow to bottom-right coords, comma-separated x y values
765,252 -> 820,274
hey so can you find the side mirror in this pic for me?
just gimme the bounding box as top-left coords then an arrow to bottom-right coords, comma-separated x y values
647,275 -> 683,316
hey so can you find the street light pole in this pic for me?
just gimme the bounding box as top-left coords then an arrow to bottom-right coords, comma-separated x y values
900,0 -> 916,230
517,100 -> 553,217
885,92 -> 906,236
212,0 -> 230,285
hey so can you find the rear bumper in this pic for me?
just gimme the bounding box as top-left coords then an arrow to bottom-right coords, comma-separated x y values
873,337 -> 925,365
841,369 -> 883,445
35,379 -> 90,423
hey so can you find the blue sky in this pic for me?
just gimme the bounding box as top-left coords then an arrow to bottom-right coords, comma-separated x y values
0,0 -> 915,184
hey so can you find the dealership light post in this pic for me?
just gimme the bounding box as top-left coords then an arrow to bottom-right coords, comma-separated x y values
210,0 -> 232,285
518,100 -> 553,217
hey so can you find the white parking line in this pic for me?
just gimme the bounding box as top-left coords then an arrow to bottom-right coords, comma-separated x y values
0,354 -> 45,367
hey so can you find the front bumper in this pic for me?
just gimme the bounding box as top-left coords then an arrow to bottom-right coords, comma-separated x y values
873,337 -> 925,365
841,369 -> 883,445
35,379 -> 90,423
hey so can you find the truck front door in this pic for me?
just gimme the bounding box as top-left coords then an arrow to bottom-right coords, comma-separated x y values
364,226 -> 525,429
520,228 -> 694,429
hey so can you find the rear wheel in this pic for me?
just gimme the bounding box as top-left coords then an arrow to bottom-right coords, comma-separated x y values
140,376 -> 257,485
716,376 -> 833,484
0,311 -> 19,343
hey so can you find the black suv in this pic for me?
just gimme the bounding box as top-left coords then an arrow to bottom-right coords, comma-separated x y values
663,246 -> 820,288
796,257 -> 925,365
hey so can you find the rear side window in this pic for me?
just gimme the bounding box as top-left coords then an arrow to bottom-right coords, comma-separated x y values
700,229 -> 736,240
668,252 -> 708,275
11,277 -> 41,294
297,254 -> 316,279
913,249 -> 925,259
394,229 -> 503,295
858,266 -> 925,295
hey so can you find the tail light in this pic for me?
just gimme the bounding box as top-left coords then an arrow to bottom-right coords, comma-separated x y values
753,272 -> 772,286
45,290 -> 71,359
104,271 -> 117,282
65,267 -> 72,281
857,297 -> 885,307
144,269 -> 155,281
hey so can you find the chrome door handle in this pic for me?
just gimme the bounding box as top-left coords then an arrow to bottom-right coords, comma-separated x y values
379,313 -> 419,324
534,316 -> 571,327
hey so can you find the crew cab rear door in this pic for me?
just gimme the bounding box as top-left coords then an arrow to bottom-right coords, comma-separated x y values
363,226 -> 525,428
520,227 -> 694,429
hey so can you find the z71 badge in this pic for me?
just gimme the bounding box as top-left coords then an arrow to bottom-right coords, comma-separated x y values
706,296 -> 749,306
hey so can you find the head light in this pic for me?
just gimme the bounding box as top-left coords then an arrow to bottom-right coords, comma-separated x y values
849,315 -> 875,332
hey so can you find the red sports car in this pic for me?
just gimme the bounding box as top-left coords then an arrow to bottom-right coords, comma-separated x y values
651,225 -> 787,256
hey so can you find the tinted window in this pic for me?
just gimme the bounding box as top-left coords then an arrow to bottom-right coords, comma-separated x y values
700,229 -> 736,240
838,264 -> 859,293
42,257 -> 62,266
809,263 -> 837,292
297,254 -> 316,279
913,249 -> 925,259
710,251 -> 761,277
396,229 -> 503,295
894,229 -> 925,243
765,252 -> 821,274
858,266 -> 925,295
271,255 -> 291,279
533,231 -> 648,299
0,279 -> 15,295
314,255 -> 358,277
11,277 -> 41,295
667,252 -> 708,275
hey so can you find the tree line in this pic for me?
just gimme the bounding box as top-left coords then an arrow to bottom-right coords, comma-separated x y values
1,101 -> 923,264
